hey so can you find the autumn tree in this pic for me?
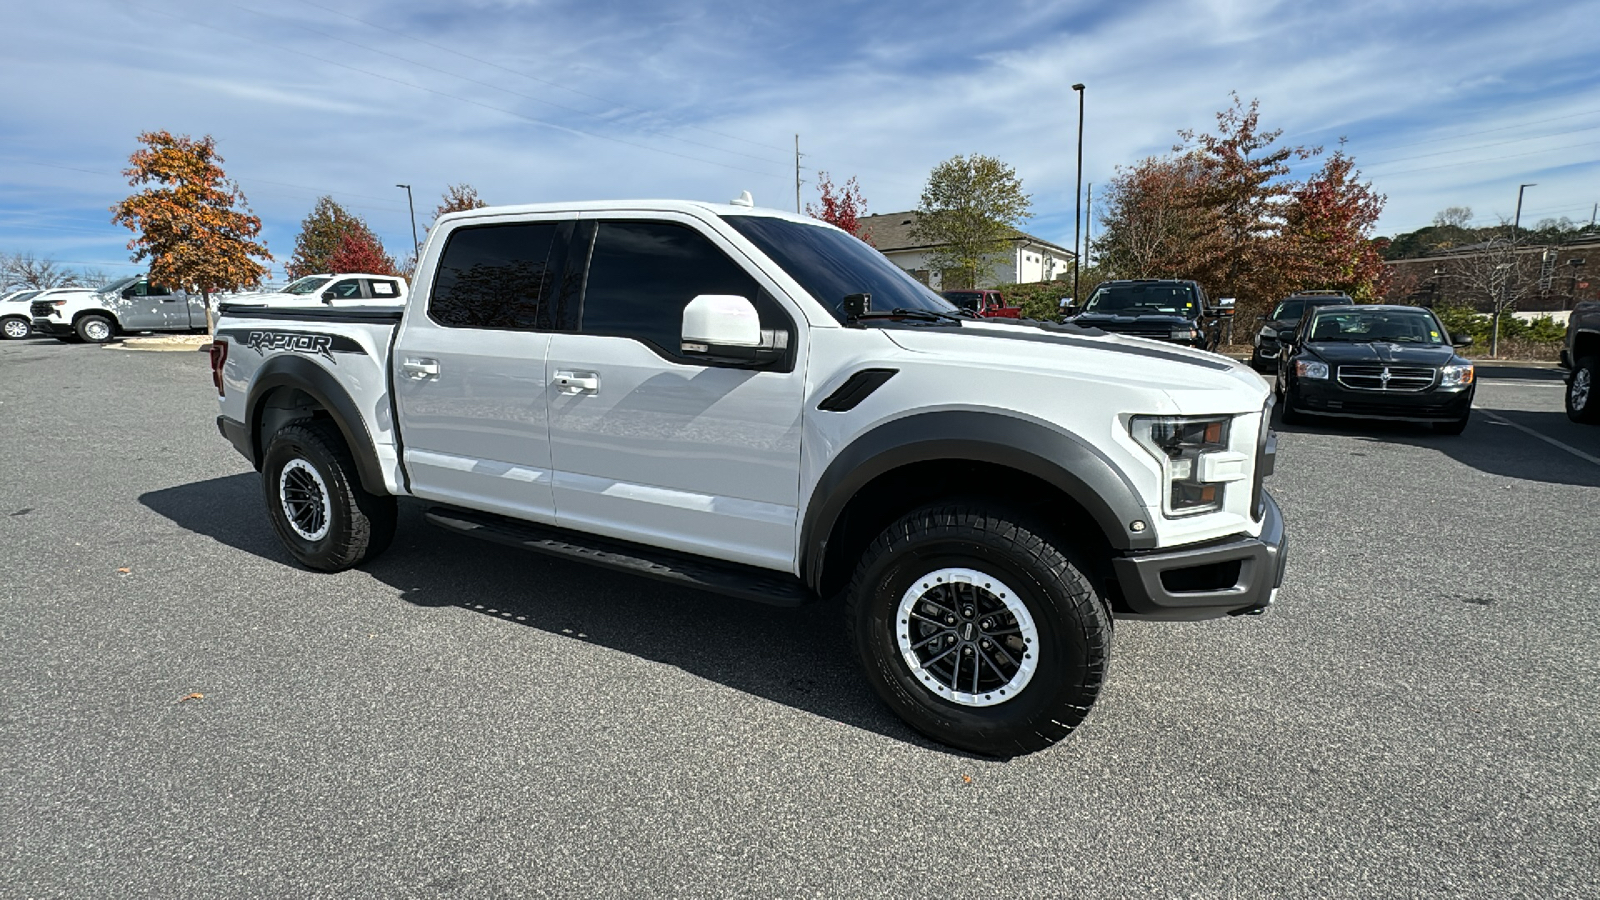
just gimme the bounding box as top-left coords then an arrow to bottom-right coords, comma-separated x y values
1175,94 -> 1317,320
1281,148 -> 1389,301
110,130 -> 270,330
1095,154 -> 1217,281
327,230 -> 396,276
806,172 -> 871,242
287,197 -> 390,277
431,183 -> 488,227
913,154 -> 1032,289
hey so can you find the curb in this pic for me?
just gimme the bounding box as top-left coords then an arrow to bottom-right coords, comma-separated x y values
105,335 -> 213,353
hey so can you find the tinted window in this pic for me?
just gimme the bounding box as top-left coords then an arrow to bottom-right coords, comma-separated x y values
431,223 -> 558,329
943,291 -> 982,311
725,216 -> 955,320
147,283 -> 172,297
581,221 -> 786,354
1271,299 -> 1305,321
1306,309 -> 1447,345
326,279 -> 363,300
1083,283 -> 1199,317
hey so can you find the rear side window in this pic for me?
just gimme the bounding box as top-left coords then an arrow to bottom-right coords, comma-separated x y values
430,223 -> 559,329
580,221 -> 787,355
365,279 -> 401,299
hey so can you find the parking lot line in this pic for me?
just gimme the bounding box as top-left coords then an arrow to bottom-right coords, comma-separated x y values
1477,409 -> 1600,467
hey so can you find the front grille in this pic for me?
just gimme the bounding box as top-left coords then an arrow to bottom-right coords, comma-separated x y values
1304,397 -> 1452,418
30,301 -> 56,318
1336,365 -> 1435,392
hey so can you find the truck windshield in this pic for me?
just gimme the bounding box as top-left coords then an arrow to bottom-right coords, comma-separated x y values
725,215 -> 957,322
1083,283 -> 1199,318
98,276 -> 140,294
284,276 -> 332,295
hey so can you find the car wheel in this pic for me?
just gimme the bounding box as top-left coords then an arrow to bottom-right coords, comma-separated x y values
1280,385 -> 1306,424
1,317 -> 30,340
1433,415 -> 1469,435
261,420 -> 397,572
846,503 -> 1112,757
74,314 -> 115,344
1568,355 -> 1600,425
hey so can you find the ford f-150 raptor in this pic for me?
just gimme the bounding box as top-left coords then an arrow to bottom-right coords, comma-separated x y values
211,199 -> 1287,756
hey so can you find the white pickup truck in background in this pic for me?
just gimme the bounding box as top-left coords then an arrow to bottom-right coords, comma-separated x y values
210,198 -> 1286,756
222,273 -> 408,309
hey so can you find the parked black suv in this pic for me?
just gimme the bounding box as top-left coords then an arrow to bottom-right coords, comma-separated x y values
1252,290 -> 1354,372
1062,279 -> 1224,349
1560,299 -> 1599,424
1277,304 -> 1476,434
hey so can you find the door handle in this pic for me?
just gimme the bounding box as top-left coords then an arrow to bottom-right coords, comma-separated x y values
554,370 -> 599,395
401,358 -> 440,380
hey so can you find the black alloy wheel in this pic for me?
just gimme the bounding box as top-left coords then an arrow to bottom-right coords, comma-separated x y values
261,420 -> 397,572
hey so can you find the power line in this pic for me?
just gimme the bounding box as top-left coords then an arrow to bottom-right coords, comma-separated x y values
1363,122 -> 1600,169
1356,107 -> 1600,154
292,0 -> 793,156
1372,139 -> 1600,178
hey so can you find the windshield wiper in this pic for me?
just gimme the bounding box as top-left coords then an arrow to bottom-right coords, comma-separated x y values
891,307 -> 971,324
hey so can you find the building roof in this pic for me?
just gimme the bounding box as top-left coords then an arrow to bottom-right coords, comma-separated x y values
858,211 -> 1074,256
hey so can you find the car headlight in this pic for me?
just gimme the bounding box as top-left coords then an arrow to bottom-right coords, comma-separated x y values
1440,363 -> 1474,387
1130,415 -> 1248,517
1169,326 -> 1197,340
1295,359 -> 1329,380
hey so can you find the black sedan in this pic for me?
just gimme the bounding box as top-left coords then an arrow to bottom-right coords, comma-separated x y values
1276,305 -> 1475,435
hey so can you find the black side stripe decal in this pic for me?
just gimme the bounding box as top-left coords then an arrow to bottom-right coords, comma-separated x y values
818,369 -> 897,412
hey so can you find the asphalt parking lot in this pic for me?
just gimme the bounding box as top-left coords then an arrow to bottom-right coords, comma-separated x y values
2,338 -> 1597,898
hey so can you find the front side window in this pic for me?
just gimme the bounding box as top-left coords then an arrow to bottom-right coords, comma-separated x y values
580,220 -> 787,355
430,223 -> 558,329
942,291 -> 982,311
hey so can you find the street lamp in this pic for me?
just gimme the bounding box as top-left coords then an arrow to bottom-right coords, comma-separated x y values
396,184 -> 420,263
1072,83 -> 1085,304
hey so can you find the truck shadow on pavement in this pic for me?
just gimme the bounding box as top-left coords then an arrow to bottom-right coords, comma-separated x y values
1272,407 -> 1600,488
140,473 -> 969,755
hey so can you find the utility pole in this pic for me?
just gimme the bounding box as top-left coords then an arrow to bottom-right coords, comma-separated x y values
1072,83 -> 1086,303
1084,182 -> 1093,269
795,134 -> 802,214
1497,182 -> 1536,358
396,184 -> 420,263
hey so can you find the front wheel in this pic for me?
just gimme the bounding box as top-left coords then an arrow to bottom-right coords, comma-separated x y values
1568,355 -> 1600,425
1,317 -> 30,340
75,314 -> 115,343
846,504 -> 1112,757
261,420 -> 397,572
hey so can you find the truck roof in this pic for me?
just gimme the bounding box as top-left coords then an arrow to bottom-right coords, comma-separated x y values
433,199 -> 826,229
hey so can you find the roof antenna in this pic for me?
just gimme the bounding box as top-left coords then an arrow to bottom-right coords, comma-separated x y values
730,190 -> 754,208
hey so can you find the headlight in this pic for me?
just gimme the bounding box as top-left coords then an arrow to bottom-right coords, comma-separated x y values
1130,415 -> 1248,517
1440,363 -> 1474,387
1295,359 -> 1329,380
1169,327 -> 1196,340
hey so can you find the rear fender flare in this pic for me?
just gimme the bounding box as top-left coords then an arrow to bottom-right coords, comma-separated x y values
245,354 -> 387,496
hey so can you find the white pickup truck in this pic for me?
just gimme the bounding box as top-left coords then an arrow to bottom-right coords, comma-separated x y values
211,199 -> 1286,755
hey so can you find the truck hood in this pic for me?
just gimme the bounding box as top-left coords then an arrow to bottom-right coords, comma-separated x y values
1071,312 -> 1195,331
878,322 -> 1267,414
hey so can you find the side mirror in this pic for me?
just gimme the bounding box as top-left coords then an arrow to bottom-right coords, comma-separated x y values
321,290 -> 336,304
1059,300 -> 1077,316
1210,297 -> 1236,317
682,294 -> 781,365
1451,333 -> 1474,347
121,288 -> 137,300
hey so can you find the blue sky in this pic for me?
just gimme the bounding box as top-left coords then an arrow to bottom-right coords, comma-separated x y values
3,0 -> 1598,281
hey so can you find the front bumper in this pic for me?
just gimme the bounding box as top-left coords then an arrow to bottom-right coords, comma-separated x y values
1293,379 -> 1473,422
31,317 -> 73,337
1111,491 -> 1287,621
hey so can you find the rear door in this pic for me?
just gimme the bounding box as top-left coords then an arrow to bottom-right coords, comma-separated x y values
544,214 -> 805,571
392,215 -> 572,523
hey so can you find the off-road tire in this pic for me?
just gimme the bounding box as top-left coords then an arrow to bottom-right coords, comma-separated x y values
1,317 -> 30,340
1568,355 -> 1600,425
846,503 -> 1112,757
74,314 -> 115,344
261,420 -> 397,572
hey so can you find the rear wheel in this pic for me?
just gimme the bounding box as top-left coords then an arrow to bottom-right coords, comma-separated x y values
1,317 -> 29,340
846,503 -> 1111,757
261,420 -> 396,572
1568,355 -> 1599,424
75,314 -> 115,344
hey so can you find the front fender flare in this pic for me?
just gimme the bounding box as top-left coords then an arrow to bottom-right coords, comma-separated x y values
799,410 -> 1154,589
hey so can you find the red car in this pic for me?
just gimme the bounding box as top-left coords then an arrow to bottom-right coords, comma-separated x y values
940,289 -> 1022,318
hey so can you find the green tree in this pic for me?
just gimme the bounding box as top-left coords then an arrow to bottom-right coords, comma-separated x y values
913,154 -> 1032,289
110,130 -> 271,331
287,197 -> 385,278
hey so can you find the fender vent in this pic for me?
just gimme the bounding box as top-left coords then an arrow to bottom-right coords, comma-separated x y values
818,369 -> 897,412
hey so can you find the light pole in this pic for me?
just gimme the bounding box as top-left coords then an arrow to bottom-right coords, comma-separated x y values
396,183 -> 420,263
1072,83 -> 1085,303
1496,183 -> 1535,357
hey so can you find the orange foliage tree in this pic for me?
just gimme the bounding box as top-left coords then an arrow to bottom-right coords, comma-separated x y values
110,130 -> 270,331
806,172 -> 872,243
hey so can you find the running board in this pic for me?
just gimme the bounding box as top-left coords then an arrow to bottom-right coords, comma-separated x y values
423,507 -> 813,608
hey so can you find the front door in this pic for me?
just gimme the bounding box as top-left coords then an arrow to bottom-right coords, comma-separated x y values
545,216 -> 805,572
392,216 -> 570,523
